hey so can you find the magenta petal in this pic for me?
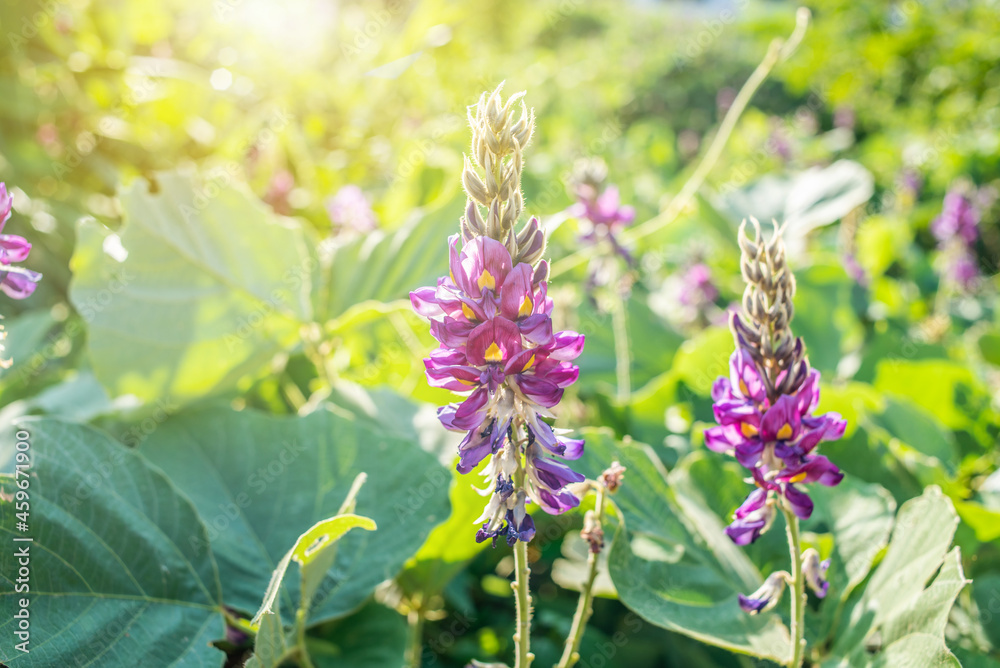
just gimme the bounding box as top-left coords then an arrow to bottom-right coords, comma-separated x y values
452,388 -> 488,430
516,374 -> 564,408
531,454 -> 585,490
704,425 -> 739,453
410,286 -> 444,317
534,486 -> 580,515
559,437 -> 585,460
518,314 -> 553,345
782,484 -> 814,519
0,235 -> 31,264
0,267 -> 40,300
760,395 -> 801,442
546,331 -> 585,361
467,317 -> 521,366
0,183 -> 10,230
499,263 -> 533,319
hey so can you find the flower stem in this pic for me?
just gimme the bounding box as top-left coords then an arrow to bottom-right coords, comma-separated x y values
556,484 -> 606,668
549,7 -> 811,279
513,538 -> 534,668
294,606 -> 316,668
611,288 -> 631,404
406,609 -> 424,668
782,506 -> 806,668
509,428 -> 534,668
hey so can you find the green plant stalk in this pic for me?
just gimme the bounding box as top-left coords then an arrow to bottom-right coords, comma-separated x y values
556,484 -> 606,668
512,451 -> 534,668
549,7 -> 811,279
782,506 -> 806,668
294,606 -> 316,668
406,609 -> 424,668
611,287 -> 631,404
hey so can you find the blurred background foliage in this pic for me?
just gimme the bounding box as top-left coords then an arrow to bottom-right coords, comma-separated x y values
1,0 -> 999,666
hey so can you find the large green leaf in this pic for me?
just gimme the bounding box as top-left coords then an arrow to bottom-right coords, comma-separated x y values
139,405 -> 450,624
575,429 -> 791,661
397,464 -> 487,599
0,419 -> 225,666
308,602 -> 408,668
829,486 -> 964,665
69,171 -> 313,405
317,203 -> 459,323
574,288 -> 685,394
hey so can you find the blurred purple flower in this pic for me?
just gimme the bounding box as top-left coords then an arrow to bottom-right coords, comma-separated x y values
0,183 -> 40,300
932,190 -> 979,245
678,263 -> 719,307
570,184 -> 635,263
411,235 -> 585,545
263,170 -> 295,215
326,185 -> 377,233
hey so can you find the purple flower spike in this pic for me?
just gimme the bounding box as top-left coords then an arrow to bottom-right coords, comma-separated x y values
411,105 -> 586,547
710,220 -> 845,550
326,185 -> 378,233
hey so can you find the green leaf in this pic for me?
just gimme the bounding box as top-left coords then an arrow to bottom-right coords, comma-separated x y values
868,633 -> 960,668
576,429 -> 791,661
252,513 -> 377,626
873,359 -> 985,430
397,464 -> 487,599
0,419 -> 225,667
69,171 -> 313,405
308,602 -> 408,668
713,160 -> 873,243
872,397 -> 958,473
808,480 -> 896,601
317,203 -> 459,322
830,486 -> 963,663
139,404 -> 450,624
574,287 -> 685,393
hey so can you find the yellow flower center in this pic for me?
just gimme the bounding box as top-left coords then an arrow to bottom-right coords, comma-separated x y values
741,423 -> 758,438
739,379 -> 749,396
776,424 -> 793,440
485,342 -> 503,363
478,269 -> 496,291
523,354 -> 536,371
461,303 -> 476,320
517,295 -> 533,317
788,472 -> 807,483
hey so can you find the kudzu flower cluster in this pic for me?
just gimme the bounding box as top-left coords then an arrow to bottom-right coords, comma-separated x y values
0,183 -> 40,300
931,185 -> 993,290
705,219 -> 845,613
0,182 -> 41,369
411,86 -> 585,546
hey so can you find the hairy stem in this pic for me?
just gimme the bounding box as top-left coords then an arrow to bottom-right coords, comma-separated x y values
513,538 -> 534,668
550,7 -> 811,279
782,507 -> 805,668
406,609 -> 424,668
294,606 -> 316,668
511,441 -> 534,668
556,485 -> 606,668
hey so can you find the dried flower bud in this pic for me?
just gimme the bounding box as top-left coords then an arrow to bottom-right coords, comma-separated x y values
580,510 -> 604,554
599,461 -> 626,493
